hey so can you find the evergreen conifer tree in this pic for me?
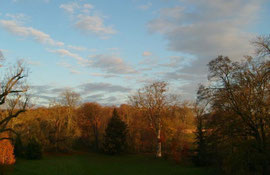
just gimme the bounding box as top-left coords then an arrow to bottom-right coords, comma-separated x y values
103,109 -> 128,155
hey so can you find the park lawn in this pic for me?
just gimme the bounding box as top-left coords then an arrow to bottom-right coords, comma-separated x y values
7,153 -> 214,175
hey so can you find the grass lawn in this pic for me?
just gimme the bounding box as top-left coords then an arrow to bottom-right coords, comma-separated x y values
5,153 -> 214,175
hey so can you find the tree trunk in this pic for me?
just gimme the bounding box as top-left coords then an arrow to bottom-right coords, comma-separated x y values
67,107 -> 72,134
156,126 -> 162,158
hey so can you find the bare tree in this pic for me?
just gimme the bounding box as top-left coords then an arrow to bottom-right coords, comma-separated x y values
129,81 -> 170,158
59,89 -> 81,134
0,61 -> 29,141
60,89 -> 81,108
252,35 -> 270,57
199,52 -> 270,174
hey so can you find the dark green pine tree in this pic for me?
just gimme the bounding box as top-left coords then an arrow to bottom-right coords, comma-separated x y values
103,108 -> 128,155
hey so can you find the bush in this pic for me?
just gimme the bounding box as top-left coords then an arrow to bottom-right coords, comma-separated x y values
103,109 -> 128,155
25,137 -> 42,160
0,132 -> 16,165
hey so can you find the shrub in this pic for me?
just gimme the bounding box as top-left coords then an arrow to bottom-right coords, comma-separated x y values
25,137 -> 42,160
103,109 -> 128,155
0,132 -> 16,165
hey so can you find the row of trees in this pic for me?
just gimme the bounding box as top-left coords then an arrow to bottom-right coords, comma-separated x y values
8,92 -> 194,158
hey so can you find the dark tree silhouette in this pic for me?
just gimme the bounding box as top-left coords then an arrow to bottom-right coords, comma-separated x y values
103,109 -> 128,155
193,103 -> 209,166
198,55 -> 270,173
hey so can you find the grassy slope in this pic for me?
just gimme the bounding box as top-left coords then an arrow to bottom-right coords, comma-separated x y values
7,153 -> 214,175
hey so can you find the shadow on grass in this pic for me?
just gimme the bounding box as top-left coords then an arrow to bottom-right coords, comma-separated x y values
6,152 -> 216,175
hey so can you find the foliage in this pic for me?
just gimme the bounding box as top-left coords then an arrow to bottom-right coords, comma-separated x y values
25,137 -> 42,160
118,104 -> 156,153
0,132 -> 16,165
76,102 -> 105,151
4,85 -> 194,161
162,103 -> 194,162
103,109 -> 128,155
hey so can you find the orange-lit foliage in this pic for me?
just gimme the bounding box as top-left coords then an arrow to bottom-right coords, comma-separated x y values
118,105 -> 156,153
0,133 -> 16,165
76,103 -> 113,149
162,104 -> 195,161
7,100 -> 195,161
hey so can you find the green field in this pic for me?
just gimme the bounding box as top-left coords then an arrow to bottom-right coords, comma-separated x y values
5,153 -> 214,175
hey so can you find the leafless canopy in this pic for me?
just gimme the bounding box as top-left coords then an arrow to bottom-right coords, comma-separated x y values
0,61 -> 29,141
129,81 -> 172,157
252,35 -> 270,57
60,89 -> 81,108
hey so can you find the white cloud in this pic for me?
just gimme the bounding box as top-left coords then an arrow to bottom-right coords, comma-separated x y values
60,2 -> 116,38
49,49 -> 85,62
60,2 -> 80,14
148,0 -> 262,60
82,3 -> 94,13
75,14 -> 116,36
0,20 -> 64,46
78,82 -> 131,93
88,54 -> 137,74
90,72 -> 118,78
30,82 -> 129,106
159,56 -> 191,68
60,2 -> 94,14
67,45 -> 87,51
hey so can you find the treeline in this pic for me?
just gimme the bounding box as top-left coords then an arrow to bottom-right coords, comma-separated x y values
3,91 -> 195,161
6,96 -> 195,160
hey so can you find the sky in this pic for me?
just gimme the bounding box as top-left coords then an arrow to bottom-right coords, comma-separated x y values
0,0 -> 270,106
